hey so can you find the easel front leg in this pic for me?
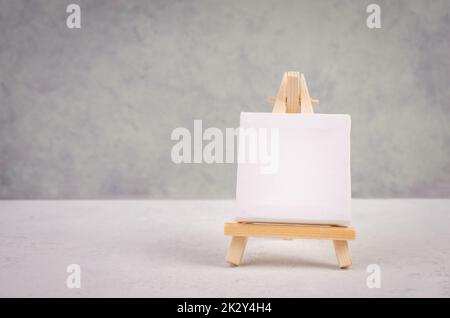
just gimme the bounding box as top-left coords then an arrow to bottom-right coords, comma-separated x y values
226,236 -> 248,266
333,240 -> 352,269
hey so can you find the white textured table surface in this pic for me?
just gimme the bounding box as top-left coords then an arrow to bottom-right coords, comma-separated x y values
0,200 -> 449,297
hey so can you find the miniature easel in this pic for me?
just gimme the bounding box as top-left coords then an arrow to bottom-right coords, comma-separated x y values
225,71 -> 356,269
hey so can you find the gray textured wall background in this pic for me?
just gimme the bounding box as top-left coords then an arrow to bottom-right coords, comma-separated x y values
0,0 -> 449,199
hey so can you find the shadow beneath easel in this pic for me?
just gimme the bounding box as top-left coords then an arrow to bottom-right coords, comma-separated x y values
143,235 -> 341,270
142,232 -> 233,269
243,256 -> 337,270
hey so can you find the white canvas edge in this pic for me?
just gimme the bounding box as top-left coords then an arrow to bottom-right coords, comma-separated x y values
234,217 -> 351,227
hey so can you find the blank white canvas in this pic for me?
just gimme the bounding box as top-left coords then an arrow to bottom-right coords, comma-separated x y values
236,112 -> 351,226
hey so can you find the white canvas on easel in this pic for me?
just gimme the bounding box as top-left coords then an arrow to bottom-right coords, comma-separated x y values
235,112 -> 351,226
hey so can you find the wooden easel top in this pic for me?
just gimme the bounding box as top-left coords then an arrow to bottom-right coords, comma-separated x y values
269,71 -> 319,114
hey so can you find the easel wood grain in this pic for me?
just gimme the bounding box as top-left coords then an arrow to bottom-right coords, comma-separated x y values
225,236 -> 248,266
225,72 -> 355,269
225,222 -> 355,240
333,240 -> 352,269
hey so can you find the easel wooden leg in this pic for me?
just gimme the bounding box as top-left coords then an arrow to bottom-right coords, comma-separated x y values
226,236 -> 248,266
333,240 -> 352,269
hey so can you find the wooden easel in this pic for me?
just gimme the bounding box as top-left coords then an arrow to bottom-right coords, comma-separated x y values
224,71 -> 356,269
